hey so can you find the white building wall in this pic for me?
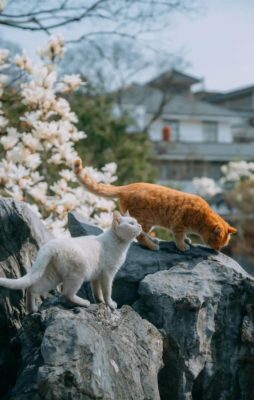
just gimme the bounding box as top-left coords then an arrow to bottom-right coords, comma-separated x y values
148,119 -> 164,141
179,120 -> 203,142
146,116 -> 234,143
217,122 -> 233,143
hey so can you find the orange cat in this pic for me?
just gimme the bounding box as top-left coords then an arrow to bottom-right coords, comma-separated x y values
74,159 -> 237,252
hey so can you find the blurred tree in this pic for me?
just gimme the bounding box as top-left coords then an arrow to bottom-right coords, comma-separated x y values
0,39 -> 25,132
0,1 -> 200,39
70,89 -> 157,184
223,180 -> 254,273
62,36 -> 186,92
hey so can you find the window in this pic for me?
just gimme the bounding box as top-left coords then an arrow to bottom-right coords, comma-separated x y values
163,119 -> 179,141
202,121 -> 218,142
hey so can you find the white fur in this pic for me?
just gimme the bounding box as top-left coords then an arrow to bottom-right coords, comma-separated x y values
0,212 -> 141,312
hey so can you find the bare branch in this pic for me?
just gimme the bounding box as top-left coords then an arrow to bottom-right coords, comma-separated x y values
0,0 -> 200,35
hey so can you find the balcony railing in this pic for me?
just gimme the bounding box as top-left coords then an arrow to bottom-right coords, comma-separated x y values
153,141 -> 254,161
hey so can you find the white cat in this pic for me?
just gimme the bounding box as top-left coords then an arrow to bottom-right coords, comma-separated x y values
0,211 -> 141,313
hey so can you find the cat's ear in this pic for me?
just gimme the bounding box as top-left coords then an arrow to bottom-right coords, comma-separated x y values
112,210 -> 121,226
228,226 -> 237,234
213,225 -> 222,235
124,210 -> 130,217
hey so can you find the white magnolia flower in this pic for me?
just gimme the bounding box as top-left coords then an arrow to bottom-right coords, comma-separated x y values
0,35 -> 117,233
0,114 -> 8,130
32,120 -> 58,141
0,49 -> 9,64
32,66 -> 57,89
59,193 -> 79,210
5,185 -> 24,201
30,171 -> 43,184
0,131 -> 19,150
58,74 -> 84,92
20,110 -> 42,127
6,142 -> 30,164
95,197 -> 116,211
59,169 -> 75,181
50,179 -> 69,195
53,98 -> 78,122
28,182 -> 48,203
22,84 -> 56,110
14,52 -> 33,73
40,34 -> 65,62
49,34 -> 65,59
192,177 -> 221,198
102,162 -> 118,183
0,74 -> 8,85
71,129 -> 86,141
220,161 -> 254,185
44,216 -> 67,237
56,143 -> 78,165
94,212 -> 112,229
22,133 -> 42,151
24,153 -> 41,170
48,153 -> 62,165
0,159 -> 12,184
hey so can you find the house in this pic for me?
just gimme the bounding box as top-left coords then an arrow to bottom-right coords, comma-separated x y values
118,69 -> 254,188
198,85 -> 254,142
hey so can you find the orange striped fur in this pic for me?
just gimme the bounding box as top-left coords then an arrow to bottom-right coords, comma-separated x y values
74,159 -> 237,251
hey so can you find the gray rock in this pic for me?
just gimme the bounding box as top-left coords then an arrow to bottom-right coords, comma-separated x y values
67,213 -> 254,399
2,206 -> 252,400
113,242 -> 221,306
0,199 -> 52,399
10,300 -> 163,400
68,212 -> 103,237
134,256 -> 254,400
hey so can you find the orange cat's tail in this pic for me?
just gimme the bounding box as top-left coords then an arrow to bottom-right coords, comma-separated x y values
74,158 -> 122,198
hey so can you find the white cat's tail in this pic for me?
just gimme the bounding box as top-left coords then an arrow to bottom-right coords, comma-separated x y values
0,246 -> 52,290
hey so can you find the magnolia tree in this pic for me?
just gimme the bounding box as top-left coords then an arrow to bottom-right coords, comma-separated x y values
192,160 -> 254,198
0,36 -> 117,235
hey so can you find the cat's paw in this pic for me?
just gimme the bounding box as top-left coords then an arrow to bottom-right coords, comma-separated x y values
106,299 -> 117,310
176,242 -> 190,252
96,297 -> 105,304
150,236 -> 159,244
185,237 -> 192,245
145,237 -> 160,251
149,241 -> 160,251
82,299 -> 90,307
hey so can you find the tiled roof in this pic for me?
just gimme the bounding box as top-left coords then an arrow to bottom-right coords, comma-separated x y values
148,68 -> 201,87
201,85 -> 254,102
121,84 -> 241,118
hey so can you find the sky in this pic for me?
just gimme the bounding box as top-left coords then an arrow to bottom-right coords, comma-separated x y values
170,0 -> 254,92
1,0 -> 254,92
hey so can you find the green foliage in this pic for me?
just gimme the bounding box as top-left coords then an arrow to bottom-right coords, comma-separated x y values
70,90 -> 157,184
1,87 -> 25,128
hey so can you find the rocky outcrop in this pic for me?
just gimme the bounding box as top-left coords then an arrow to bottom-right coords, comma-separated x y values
10,300 -> 163,400
68,212 -> 103,237
0,199 -> 52,399
1,206 -> 254,400
69,212 -> 254,400
134,255 -> 254,400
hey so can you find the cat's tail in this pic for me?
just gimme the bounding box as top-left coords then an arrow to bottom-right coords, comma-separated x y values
74,158 -> 123,198
0,245 -> 52,290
